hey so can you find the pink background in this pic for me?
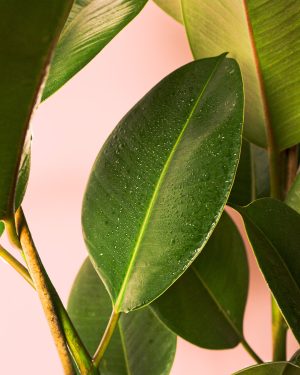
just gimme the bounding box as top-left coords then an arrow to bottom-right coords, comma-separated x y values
0,3 -> 297,374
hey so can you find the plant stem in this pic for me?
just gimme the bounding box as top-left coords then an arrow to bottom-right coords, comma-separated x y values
15,208 -> 76,375
0,244 -> 34,287
15,207 -> 98,375
93,309 -> 120,367
272,298 -> 288,361
4,216 -> 22,251
241,338 -> 263,364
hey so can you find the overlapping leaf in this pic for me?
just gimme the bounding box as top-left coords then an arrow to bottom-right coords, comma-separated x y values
229,141 -> 269,206
155,0 -> 300,150
234,362 -> 300,375
236,198 -> 300,344
68,259 -> 176,375
82,55 -> 244,312
151,212 -> 249,349
43,0 -> 147,99
0,1 -> 73,225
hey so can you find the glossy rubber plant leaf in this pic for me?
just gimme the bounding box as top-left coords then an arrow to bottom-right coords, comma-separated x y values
0,1 -> 73,225
236,198 -> 300,344
286,173 -> 300,214
234,362 -> 300,375
151,212 -> 249,349
43,0 -> 147,100
156,0 -> 300,150
229,141 -> 269,206
82,55 -> 244,312
68,259 -> 176,375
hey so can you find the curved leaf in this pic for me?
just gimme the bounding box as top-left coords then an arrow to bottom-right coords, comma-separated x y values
154,0 -> 183,23
0,222 -> 4,237
234,362 -> 300,375
151,212 -> 248,349
286,173 -> 300,214
0,1 -> 73,223
159,0 -> 300,150
236,198 -> 300,344
82,55 -> 244,312
68,259 -> 176,375
43,0 -> 147,99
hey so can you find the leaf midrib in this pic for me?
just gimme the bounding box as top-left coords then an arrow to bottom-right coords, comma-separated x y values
114,56 -> 225,311
190,265 -> 244,342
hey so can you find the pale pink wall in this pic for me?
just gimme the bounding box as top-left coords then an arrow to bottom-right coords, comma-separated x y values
0,2 -> 297,374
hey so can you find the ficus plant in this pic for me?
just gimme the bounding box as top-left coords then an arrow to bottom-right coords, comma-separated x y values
1,0 -> 300,374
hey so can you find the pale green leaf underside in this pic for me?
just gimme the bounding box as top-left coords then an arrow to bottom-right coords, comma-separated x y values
154,0 -> 182,22
234,362 -> 300,375
155,0 -> 300,150
286,173 -> 300,214
82,55 -> 243,312
236,198 -> 300,344
68,259 -> 176,375
151,212 -> 249,349
43,0 -> 147,99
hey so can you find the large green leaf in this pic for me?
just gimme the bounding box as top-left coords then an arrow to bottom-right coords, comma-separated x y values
286,173 -> 300,214
43,0 -> 147,100
236,198 -> 300,344
234,362 -> 300,375
68,259 -> 176,375
151,212 -> 248,349
82,55 -> 244,312
0,1 -> 73,224
156,0 -> 300,150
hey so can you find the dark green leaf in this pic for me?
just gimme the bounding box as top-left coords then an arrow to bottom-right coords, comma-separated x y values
234,362 -> 300,375
0,222 -> 4,237
229,141 -> 269,206
82,55 -> 244,312
251,144 -> 270,199
0,1 -> 73,223
229,141 -> 252,206
286,173 -> 300,214
236,198 -> 300,344
151,212 -> 248,349
43,0 -> 147,100
68,259 -> 176,375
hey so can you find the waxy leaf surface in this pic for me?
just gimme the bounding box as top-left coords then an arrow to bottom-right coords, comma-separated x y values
236,199 -> 300,344
234,362 -> 300,375
43,0 -> 147,99
0,1 -> 73,223
68,259 -> 176,375
82,55 -> 244,312
151,212 -> 248,349
156,0 -> 300,150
